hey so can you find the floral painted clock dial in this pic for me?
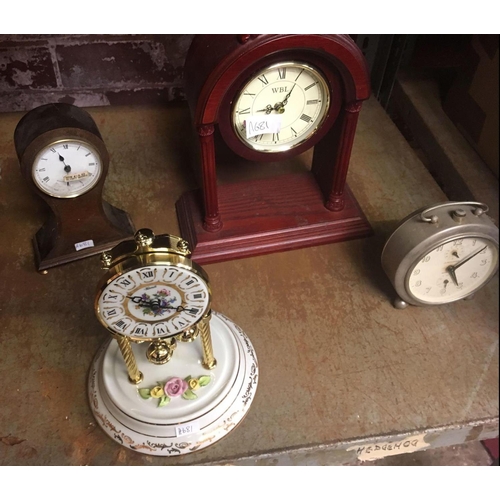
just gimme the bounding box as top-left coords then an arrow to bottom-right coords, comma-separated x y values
89,229 -> 259,456
97,265 -> 210,340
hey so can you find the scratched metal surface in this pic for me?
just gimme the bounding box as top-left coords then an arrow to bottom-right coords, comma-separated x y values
0,99 -> 498,465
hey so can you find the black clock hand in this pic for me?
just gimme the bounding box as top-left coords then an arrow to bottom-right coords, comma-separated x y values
58,152 -> 71,173
446,266 -> 459,286
453,246 -> 487,271
127,296 -> 195,313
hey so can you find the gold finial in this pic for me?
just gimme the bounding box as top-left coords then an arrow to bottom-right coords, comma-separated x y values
135,228 -> 155,248
176,238 -> 191,255
146,338 -> 177,365
101,251 -> 112,269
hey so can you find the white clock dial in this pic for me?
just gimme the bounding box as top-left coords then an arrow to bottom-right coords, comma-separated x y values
97,265 -> 210,339
32,139 -> 102,198
408,237 -> 498,304
232,62 -> 330,152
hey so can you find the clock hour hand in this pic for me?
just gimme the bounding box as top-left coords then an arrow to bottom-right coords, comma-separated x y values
127,296 -> 195,313
58,152 -> 71,173
255,105 -> 274,114
446,265 -> 459,287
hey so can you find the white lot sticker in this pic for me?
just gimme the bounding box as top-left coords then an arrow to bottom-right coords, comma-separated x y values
346,432 -> 430,461
246,115 -> 282,139
175,422 -> 200,438
75,239 -> 95,251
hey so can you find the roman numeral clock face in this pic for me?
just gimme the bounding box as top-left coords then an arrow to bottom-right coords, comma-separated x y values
32,139 -> 102,198
97,265 -> 210,340
232,62 -> 330,152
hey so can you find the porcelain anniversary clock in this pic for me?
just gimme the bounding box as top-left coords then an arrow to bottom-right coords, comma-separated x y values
382,202 -> 499,308
89,229 -> 259,455
14,103 -> 135,272
177,34 -> 372,264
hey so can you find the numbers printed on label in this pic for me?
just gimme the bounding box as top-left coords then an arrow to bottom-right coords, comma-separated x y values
175,422 -> 200,438
75,239 -> 95,251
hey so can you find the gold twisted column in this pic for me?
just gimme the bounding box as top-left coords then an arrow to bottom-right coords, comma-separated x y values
115,335 -> 143,384
199,310 -> 217,369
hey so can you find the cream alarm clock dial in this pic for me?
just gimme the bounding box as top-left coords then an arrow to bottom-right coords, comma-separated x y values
407,236 -> 498,304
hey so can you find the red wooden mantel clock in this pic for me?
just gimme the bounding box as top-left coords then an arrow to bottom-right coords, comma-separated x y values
176,34 -> 372,264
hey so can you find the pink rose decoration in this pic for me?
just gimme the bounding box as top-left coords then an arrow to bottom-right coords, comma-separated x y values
164,377 -> 188,397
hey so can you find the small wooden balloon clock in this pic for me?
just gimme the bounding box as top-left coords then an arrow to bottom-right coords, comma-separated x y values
14,103 -> 135,272
176,34 -> 373,264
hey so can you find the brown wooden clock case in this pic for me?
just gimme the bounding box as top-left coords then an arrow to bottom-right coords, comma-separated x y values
14,103 -> 135,272
176,34 -> 373,264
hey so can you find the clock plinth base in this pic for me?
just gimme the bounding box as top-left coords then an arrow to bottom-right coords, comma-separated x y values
88,311 -> 258,456
176,172 -> 373,264
33,200 -> 135,272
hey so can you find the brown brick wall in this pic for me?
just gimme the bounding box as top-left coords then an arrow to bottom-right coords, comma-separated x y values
0,35 -> 194,112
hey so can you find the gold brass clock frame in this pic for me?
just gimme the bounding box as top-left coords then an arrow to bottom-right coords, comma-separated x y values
95,229 -> 217,383
89,229 -> 259,456
381,201 -> 499,308
14,103 -> 135,272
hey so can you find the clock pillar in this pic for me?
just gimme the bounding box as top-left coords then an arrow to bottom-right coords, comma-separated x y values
198,124 -> 222,232
325,100 -> 363,212
199,310 -> 217,370
115,335 -> 143,384
179,34 -> 373,264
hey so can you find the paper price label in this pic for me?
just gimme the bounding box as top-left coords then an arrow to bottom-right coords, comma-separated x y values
175,422 -> 200,438
246,115 -> 282,139
74,239 -> 95,251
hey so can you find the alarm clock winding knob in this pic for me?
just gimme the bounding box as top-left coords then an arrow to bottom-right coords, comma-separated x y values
452,209 -> 467,222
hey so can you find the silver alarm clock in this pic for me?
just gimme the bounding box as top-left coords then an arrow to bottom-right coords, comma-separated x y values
381,201 -> 499,308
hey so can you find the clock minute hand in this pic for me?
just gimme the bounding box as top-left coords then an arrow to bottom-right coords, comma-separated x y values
453,245 -> 487,271
270,84 -> 297,114
127,296 -> 193,313
280,84 -> 296,107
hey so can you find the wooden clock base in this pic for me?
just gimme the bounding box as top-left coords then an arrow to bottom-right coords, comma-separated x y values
176,172 -> 372,264
33,200 -> 135,272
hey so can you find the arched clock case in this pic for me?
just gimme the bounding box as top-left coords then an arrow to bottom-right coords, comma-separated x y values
176,34 -> 373,264
14,103 -> 135,272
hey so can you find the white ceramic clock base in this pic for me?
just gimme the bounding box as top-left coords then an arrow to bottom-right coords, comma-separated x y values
88,311 -> 258,456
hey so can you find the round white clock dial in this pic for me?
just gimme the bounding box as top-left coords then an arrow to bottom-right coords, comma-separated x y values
32,139 -> 102,198
232,62 -> 330,152
97,265 -> 210,339
408,236 -> 498,304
